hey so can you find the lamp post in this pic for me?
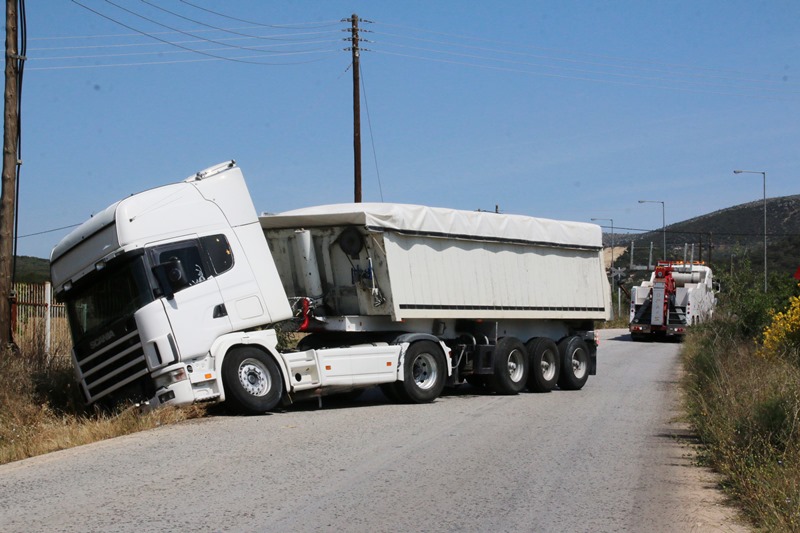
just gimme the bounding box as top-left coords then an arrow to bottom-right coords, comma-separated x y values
592,217 -> 616,319
638,200 -> 666,261
734,169 -> 767,292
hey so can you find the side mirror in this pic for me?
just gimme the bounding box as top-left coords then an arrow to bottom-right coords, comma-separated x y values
152,258 -> 189,301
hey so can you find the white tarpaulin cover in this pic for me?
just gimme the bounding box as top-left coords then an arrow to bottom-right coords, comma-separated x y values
260,203 -> 601,249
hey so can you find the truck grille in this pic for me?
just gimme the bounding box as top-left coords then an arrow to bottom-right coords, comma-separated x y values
75,329 -> 149,404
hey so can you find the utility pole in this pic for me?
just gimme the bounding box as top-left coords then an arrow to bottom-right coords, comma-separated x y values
0,0 -> 20,348
348,13 -> 362,203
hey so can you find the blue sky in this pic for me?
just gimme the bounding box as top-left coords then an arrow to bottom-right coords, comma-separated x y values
16,0 -> 800,258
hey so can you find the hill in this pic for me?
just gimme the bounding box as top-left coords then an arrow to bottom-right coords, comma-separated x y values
605,194 -> 800,278
13,256 -> 50,284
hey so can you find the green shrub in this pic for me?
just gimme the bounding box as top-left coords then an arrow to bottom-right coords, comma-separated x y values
683,261 -> 800,531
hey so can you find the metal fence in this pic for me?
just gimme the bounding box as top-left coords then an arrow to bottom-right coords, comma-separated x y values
12,282 -> 71,356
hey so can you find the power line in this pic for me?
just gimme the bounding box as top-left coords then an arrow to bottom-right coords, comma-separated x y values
18,223 -> 81,239
138,0 -> 332,46
369,49 -> 796,102
359,63 -> 383,202
178,0 -> 342,29
369,39 -> 798,95
370,29 -> 798,89
70,0 -> 335,66
32,41 -> 342,63
102,0 -> 319,56
371,20 -> 782,81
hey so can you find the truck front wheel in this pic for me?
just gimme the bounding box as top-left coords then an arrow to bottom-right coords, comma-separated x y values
557,336 -> 590,391
398,341 -> 446,403
222,347 -> 284,414
489,337 -> 529,395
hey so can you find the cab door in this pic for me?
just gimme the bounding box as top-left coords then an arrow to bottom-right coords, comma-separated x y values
149,238 -> 232,360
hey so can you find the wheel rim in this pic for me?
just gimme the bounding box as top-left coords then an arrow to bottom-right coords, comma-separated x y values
541,348 -> 557,381
411,352 -> 439,390
238,357 -> 272,397
571,348 -> 587,380
507,348 -> 526,383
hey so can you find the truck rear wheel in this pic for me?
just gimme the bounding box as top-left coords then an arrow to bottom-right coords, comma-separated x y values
489,337 -> 529,395
397,341 -> 446,403
222,347 -> 283,414
557,336 -> 589,391
525,338 -> 560,393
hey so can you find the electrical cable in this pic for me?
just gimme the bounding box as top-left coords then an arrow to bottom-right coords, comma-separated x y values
179,0 -> 342,29
359,63 -> 384,202
370,49 -> 795,102
139,0 -> 330,45
370,20 -> 781,80
71,0 -> 331,66
102,0 -> 320,56
369,29 -> 798,89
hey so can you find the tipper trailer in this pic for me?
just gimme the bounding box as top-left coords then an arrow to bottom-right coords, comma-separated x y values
629,261 -> 715,341
50,161 -> 611,414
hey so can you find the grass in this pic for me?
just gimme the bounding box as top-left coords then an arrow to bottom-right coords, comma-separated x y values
0,346 -> 207,465
681,268 -> 800,531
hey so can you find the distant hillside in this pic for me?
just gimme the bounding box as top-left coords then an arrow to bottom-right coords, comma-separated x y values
14,256 -> 50,284
605,194 -> 800,278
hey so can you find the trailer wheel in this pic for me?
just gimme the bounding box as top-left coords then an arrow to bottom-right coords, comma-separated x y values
398,341 -> 446,403
525,338 -> 560,393
222,347 -> 283,414
489,337 -> 529,395
557,336 -> 589,391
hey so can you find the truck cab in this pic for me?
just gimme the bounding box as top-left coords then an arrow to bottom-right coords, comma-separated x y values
51,162 -> 292,408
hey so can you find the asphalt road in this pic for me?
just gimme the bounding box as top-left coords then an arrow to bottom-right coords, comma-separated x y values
0,330 -> 745,532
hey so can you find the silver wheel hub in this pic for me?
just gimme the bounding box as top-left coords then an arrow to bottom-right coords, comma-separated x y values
541,350 -> 556,381
571,350 -> 587,379
238,358 -> 271,397
507,348 -> 525,383
412,352 -> 438,390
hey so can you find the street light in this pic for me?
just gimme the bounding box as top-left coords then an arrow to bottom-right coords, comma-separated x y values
591,217 -> 616,319
733,169 -> 767,292
638,200 -> 666,261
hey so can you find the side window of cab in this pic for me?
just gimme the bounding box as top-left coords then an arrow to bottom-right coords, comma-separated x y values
201,234 -> 234,275
149,235 -> 234,299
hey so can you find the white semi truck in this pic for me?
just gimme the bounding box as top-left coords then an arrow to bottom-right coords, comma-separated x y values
629,261 -> 715,341
50,162 -> 611,414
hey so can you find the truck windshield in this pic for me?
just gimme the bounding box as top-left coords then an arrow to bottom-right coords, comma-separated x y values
65,255 -> 154,343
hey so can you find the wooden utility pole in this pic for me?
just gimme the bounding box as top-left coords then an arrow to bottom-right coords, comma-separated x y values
0,0 -> 19,348
349,13 -> 362,203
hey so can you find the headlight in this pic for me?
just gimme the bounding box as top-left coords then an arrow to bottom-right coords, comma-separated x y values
154,367 -> 188,389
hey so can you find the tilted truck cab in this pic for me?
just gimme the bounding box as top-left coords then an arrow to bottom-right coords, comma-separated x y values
51,162 -> 611,414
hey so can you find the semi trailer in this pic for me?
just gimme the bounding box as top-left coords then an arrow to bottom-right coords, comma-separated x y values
50,161 -> 611,414
629,261 -> 715,341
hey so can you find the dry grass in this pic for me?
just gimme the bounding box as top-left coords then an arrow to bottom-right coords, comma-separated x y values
683,321 -> 800,531
0,346 -> 207,465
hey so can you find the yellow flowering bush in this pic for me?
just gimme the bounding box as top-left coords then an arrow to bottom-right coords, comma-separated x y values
760,291 -> 800,360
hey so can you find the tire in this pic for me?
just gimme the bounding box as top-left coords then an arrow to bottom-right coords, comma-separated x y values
525,338 -> 560,393
488,337 -> 529,395
222,347 -> 283,414
557,336 -> 590,391
397,341 -> 446,403
630,332 -> 649,342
